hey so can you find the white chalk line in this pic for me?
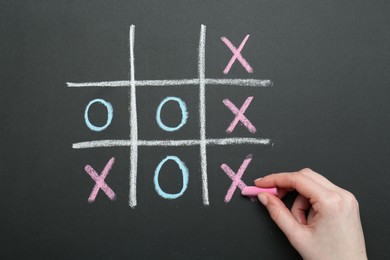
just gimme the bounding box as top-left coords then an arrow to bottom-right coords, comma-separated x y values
129,25 -> 138,208
72,138 -> 272,149
66,78 -> 273,88
199,25 -> 209,206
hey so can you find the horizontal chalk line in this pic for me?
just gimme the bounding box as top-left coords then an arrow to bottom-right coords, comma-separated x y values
72,138 -> 271,149
66,78 -> 272,88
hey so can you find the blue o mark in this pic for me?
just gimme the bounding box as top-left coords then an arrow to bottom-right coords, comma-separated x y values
84,98 -> 113,132
156,96 -> 188,132
154,156 -> 189,199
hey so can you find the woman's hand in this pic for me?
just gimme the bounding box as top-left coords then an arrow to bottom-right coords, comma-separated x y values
255,168 -> 367,260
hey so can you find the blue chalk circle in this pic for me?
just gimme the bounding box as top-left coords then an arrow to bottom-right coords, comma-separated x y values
84,98 -> 113,132
154,156 -> 189,199
156,96 -> 188,132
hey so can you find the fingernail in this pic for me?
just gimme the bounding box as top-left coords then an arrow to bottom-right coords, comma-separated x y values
258,193 -> 268,206
254,177 -> 262,183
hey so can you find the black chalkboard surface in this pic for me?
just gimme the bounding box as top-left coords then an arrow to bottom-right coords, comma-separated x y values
2,1 -> 390,259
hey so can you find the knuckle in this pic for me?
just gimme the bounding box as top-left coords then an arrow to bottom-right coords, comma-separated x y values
298,168 -> 315,176
294,170 -> 306,178
343,191 -> 359,208
301,167 -> 313,173
289,171 -> 307,190
294,168 -> 311,181
290,172 -> 302,186
322,192 -> 343,208
269,205 -> 282,223
321,191 -> 359,211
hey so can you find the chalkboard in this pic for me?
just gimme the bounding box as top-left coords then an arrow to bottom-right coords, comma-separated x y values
2,1 -> 390,259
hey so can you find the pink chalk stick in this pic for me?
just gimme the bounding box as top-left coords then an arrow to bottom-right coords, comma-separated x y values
241,186 -> 278,196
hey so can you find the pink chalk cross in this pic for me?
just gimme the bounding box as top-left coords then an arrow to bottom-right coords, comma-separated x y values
84,157 -> 116,203
221,34 -> 253,74
223,96 -> 257,134
221,154 -> 253,203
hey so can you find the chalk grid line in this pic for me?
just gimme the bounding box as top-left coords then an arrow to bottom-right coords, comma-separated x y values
199,25 -> 208,206
129,25 -> 138,208
67,79 -> 272,88
68,24 -> 273,208
72,138 -> 271,149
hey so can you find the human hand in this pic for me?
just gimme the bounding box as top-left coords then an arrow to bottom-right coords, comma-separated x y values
255,168 -> 367,260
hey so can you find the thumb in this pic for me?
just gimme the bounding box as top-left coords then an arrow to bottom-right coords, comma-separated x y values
258,193 -> 302,240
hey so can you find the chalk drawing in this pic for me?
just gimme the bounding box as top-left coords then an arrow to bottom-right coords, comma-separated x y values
198,24 -> 209,206
84,157 -> 116,202
72,137 -> 270,149
84,98 -> 113,132
154,156 -> 189,199
129,25 -> 138,208
156,97 -> 188,132
68,25 -> 273,208
223,96 -> 257,134
221,34 -> 253,74
221,154 -> 252,203
67,79 -> 272,88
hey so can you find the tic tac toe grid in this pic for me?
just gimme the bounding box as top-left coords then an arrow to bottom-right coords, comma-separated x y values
67,25 -> 273,208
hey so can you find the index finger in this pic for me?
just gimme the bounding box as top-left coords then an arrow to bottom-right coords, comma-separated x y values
255,172 -> 330,201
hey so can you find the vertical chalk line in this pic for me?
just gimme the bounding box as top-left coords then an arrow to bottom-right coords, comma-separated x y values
129,25 -> 138,208
199,25 -> 209,206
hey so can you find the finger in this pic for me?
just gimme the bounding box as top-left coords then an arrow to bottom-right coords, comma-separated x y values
291,194 -> 311,225
254,171 -> 296,187
298,168 -> 338,190
254,178 -> 292,199
255,172 -> 330,201
258,193 -> 303,241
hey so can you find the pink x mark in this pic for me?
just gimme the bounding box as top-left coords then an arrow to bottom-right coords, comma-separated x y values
221,34 -> 253,74
223,96 -> 257,134
84,157 -> 116,203
221,154 -> 253,203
